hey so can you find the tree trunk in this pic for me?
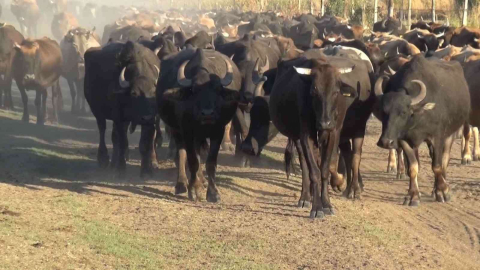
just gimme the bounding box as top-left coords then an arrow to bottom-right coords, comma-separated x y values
387,0 -> 394,18
374,0 -> 378,23
408,0 -> 412,27
463,0 -> 469,26
400,0 -> 404,23
310,0 -> 314,14
321,0 -> 325,16
298,0 -> 302,12
432,0 -> 436,22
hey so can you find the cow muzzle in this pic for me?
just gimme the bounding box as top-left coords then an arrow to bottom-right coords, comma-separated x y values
377,137 -> 398,149
319,120 -> 335,131
200,109 -> 216,125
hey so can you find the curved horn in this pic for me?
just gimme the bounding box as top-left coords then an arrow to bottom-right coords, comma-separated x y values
259,56 -> 269,73
374,76 -> 387,96
388,65 -> 396,75
396,46 -> 399,54
435,31 -> 445,38
220,54 -> 234,86
177,60 -> 192,87
424,43 -> 428,52
154,45 -> 163,55
382,19 -> 387,28
118,67 -> 130,88
417,33 -> 424,39
410,80 -> 427,105
338,65 -> 355,74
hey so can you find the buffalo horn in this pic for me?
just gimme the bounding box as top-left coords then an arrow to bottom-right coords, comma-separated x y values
220,54 -> 233,86
294,67 -> 312,75
154,45 -> 163,55
410,80 -> 427,105
118,66 -> 130,88
374,75 -> 387,96
177,60 -> 192,87
388,65 -> 396,75
435,31 -> 445,38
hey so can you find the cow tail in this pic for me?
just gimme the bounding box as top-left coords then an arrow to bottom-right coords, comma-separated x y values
284,138 -> 294,180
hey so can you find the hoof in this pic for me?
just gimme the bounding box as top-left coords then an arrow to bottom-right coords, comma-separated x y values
387,167 -> 397,174
297,200 -> 311,208
461,157 -> 472,165
396,173 -> 406,180
175,182 -> 187,195
309,209 -> 325,219
206,188 -> 220,203
140,167 -> 154,179
332,186 -> 342,193
474,155 -> 479,161
36,120 -> 45,125
222,142 -> 235,153
409,200 -> 420,207
98,157 -> 110,169
403,196 -> 420,206
435,190 -> 450,203
323,207 -> 335,216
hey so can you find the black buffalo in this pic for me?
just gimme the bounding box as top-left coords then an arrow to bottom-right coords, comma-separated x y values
84,41 -> 160,177
374,55 -> 470,206
157,48 -> 241,202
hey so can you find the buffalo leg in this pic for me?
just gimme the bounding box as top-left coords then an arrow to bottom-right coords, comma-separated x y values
185,137 -> 203,201
473,127 -> 480,161
340,141 -> 353,197
75,79 -> 86,114
18,84 -> 29,122
400,141 -> 420,206
96,117 -> 109,168
221,121 -> 235,152
173,132 -> 188,194
205,128 -> 224,203
349,136 -> 364,199
67,79 -> 77,113
300,132 -> 324,219
396,148 -> 406,179
113,121 -> 128,176
51,83 -> 59,124
321,131 -> 338,214
387,149 -> 397,173
34,90 -> 43,125
432,135 -> 454,203
461,124 -> 472,165
4,74 -> 14,110
232,108 -> 249,167
140,124 -> 155,178
294,139 -> 311,208
111,123 -> 119,169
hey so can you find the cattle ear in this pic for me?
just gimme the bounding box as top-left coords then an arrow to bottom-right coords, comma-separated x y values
340,81 -> 358,99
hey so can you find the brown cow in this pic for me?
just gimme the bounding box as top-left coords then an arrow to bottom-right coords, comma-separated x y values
12,38 -> 63,124
51,12 -> 79,41
61,27 -> 100,114
10,0 -> 40,37
0,24 -> 24,110
451,27 -> 480,48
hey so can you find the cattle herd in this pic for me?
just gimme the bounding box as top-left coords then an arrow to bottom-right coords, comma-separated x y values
1,1 -> 480,219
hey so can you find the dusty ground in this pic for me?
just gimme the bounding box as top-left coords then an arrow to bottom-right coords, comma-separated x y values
1,83 -> 480,270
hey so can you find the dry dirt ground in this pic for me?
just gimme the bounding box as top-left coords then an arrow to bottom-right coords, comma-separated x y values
1,83 -> 480,270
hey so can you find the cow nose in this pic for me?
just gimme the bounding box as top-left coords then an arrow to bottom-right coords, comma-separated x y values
378,138 -> 396,149
201,109 -> 214,116
320,121 -> 334,130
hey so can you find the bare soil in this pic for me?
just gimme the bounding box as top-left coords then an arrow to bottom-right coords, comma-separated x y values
1,83 -> 480,270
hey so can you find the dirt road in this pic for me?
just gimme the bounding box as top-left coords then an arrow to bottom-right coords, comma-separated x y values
1,85 -> 480,269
